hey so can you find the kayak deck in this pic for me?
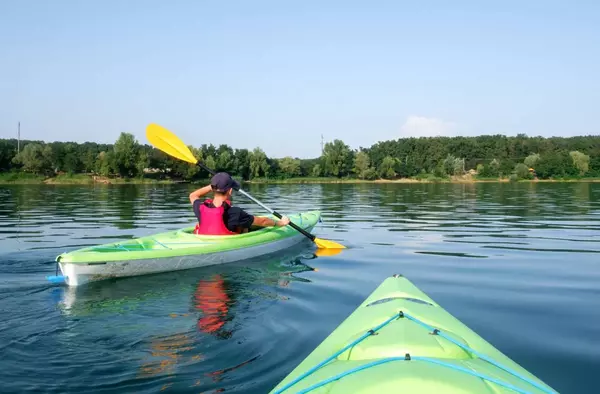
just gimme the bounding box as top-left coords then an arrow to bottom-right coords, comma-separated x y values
271,274 -> 556,394
57,211 -> 320,264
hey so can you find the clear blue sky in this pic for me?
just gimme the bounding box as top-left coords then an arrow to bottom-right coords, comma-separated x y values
1,0 -> 599,158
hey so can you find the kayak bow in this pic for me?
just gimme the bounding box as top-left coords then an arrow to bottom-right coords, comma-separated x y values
271,274 -> 557,394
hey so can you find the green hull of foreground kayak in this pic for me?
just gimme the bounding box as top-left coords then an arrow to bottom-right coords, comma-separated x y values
55,211 -> 320,287
271,274 -> 557,394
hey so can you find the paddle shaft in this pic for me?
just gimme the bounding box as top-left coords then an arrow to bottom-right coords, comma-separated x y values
196,162 -> 317,242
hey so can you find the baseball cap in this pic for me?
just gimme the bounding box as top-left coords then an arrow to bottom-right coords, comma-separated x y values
210,172 -> 240,192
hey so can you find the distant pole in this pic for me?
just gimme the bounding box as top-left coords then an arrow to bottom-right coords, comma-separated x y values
321,134 -> 324,155
17,122 -> 20,153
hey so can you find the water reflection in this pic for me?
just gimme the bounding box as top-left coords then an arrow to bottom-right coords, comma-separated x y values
114,185 -> 141,230
58,245 -> 316,318
194,274 -> 232,338
53,244 -> 317,388
138,332 -> 197,378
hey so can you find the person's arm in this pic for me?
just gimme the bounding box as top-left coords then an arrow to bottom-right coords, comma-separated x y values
253,215 -> 290,227
189,185 -> 212,204
224,207 -> 290,233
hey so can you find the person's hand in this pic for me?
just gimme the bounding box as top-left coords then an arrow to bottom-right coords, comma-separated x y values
276,216 -> 290,227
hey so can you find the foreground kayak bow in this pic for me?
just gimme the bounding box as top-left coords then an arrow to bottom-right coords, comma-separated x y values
271,274 -> 557,394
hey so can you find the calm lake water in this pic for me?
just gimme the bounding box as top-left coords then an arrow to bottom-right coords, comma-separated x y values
1,182 -> 599,393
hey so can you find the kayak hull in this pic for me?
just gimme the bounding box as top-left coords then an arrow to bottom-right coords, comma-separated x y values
56,211 -> 320,287
271,274 -> 556,394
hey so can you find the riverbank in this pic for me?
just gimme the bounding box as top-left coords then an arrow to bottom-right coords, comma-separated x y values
2,173 -> 600,185
0,173 -> 188,185
244,176 -> 600,184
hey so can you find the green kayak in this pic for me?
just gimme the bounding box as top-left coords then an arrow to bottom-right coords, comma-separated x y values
271,274 -> 557,394
54,211 -> 320,287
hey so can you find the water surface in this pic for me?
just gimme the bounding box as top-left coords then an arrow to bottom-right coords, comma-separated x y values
1,182 -> 599,393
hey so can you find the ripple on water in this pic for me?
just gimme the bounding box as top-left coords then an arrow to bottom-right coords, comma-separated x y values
0,183 -> 599,393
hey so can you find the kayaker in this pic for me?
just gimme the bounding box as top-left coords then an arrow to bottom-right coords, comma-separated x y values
189,172 -> 290,235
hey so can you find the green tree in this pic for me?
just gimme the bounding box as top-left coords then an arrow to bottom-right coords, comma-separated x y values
353,151 -> 371,179
46,142 -> 64,173
3,131 -> 600,180
394,156 -> 418,178
233,149 -> 250,179
136,150 -> 151,178
379,156 -> 396,179
323,139 -> 353,177
589,155 -> 600,177
205,155 -> 216,173
261,157 -> 271,178
476,163 -> 485,175
201,144 -> 217,161
12,143 -> 53,174
363,167 -> 378,180
217,150 -> 233,172
279,157 -> 301,177
489,159 -> 501,177
95,151 -> 112,176
442,154 -> 456,176
312,164 -> 322,177
514,163 -> 530,179
249,148 -> 268,179
524,153 -> 540,168
499,159 -> 516,178
0,140 -> 18,170
477,159 -> 500,178
453,157 -> 465,176
62,143 -> 81,174
323,139 -> 353,178
570,151 -> 590,176
113,133 -> 140,177
536,151 -> 576,179
82,148 -> 97,173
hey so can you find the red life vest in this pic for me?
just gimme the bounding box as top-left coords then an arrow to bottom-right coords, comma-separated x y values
193,199 -> 236,236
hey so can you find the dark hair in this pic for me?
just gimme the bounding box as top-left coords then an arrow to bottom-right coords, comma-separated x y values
211,185 -> 229,196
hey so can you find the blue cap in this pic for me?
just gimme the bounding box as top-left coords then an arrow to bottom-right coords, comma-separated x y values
210,172 -> 240,192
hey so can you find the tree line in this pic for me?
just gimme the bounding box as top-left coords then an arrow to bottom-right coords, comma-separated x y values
1,133 -> 599,181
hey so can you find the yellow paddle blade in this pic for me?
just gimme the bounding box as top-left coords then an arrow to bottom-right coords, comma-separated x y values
314,247 -> 343,257
314,237 -> 346,250
146,123 -> 198,164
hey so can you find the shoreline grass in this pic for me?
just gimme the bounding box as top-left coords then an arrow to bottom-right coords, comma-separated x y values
244,176 -> 600,184
0,172 -> 46,184
0,172 -> 188,185
2,172 -> 600,185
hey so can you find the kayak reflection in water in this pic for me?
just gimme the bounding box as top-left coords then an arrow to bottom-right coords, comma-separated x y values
192,256 -> 317,339
194,274 -> 233,339
189,172 -> 290,235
